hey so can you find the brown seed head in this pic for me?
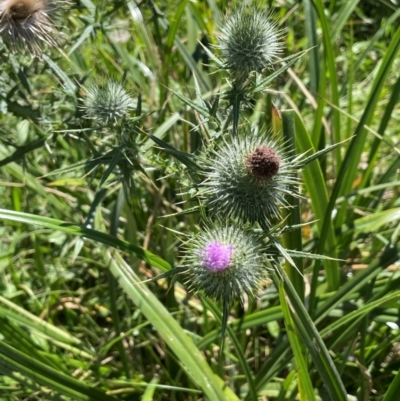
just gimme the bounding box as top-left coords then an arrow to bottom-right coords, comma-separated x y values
246,146 -> 280,180
0,0 -> 59,55
3,0 -> 43,19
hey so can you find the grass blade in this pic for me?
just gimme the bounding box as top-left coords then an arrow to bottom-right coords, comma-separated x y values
330,25 -> 400,227
0,208 -> 170,272
0,341 -> 117,401
293,112 -> 339,294
276,264 -> 347,401
204,299 -> 257,401
278,280 -> 315,401
282,110 -> 304,300
303,0 -> 320,93
105,250 -> 239,401
382,368 -> 400,401
312,0 -> 341,169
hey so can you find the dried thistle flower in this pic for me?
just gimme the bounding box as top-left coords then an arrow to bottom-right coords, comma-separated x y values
181,225 -> 265,305
82,81 -> 135,124
198,129 -> 299,228
216,4 -> 283,88
0,0 -> 64,54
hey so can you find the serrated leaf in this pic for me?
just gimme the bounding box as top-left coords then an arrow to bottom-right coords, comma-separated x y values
285,249 -> 341,261
252,51 -> 308,94
149,135 -> 201,170
170,89 -> 212,118
295,137 -> 351,169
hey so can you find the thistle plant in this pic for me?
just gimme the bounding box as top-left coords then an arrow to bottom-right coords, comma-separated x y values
216,4 -> 283,91
78,79 -> 144,191
0,0 -> 65,55
196,129 -> 299,229
82,81 -> 135,124
2,0 -> 397,399
213,4 -> 283,136
180,225 -> 266,306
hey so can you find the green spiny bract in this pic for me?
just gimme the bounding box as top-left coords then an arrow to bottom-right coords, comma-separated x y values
181,225 -> 266,305
215,4 -> 283,90
197,129 -> 299,228
82,81 -> 135,124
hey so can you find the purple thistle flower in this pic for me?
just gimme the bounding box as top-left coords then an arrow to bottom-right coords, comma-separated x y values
182,225 -> 267,304
201,242 -> 233,272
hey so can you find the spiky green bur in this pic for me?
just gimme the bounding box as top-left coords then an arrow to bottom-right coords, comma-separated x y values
182,226 -> 265,304
199,133 -> 299,227
83,81 -> 134,123
216,5 -> 282,88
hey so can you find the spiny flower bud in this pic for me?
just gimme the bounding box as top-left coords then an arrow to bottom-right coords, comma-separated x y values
82,81 -> 135,124
198,130 -> 299,227
216,4 -> 283,87
182,225 -> 265,305
0,0 -> 65,55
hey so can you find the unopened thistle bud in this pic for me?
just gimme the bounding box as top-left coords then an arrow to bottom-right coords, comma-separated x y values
182,225 -> 265,305
198,131 -> 299,227
0,0 -> 65,55
82,81 -> 135,124
216,4 -> 283,87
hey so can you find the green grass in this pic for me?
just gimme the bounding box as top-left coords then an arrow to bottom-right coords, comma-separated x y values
0,0 -> 400,400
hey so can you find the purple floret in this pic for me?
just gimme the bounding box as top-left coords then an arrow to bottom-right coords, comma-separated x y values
201,242 -> 233,272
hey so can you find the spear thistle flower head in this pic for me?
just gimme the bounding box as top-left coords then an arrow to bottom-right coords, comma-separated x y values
201,241 -> 233,272
216,4 -> 283,87
182,225 -> 265,304
82,81 -> 135,124
0,0 -> 65,55
198,130 -> 299,228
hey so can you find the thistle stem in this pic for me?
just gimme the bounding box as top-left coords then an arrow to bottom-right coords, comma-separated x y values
232,92 -> 241,138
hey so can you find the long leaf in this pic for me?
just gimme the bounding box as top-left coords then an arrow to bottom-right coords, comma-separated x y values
293,112 -> 339,294
282,110 -> 304,300
105,250 -> 238,401
315,244 -> 400,324
382,367 -> 400,401
277,264 -> 347,401
204,299 -> 257,401
0,208 -> 170,272
325,25 -> 400,232
279,281 -> 315,401
303,0 -> 320,93
313,0 -> 341,168
0,341 -> 116,401
320,291 -> 400,337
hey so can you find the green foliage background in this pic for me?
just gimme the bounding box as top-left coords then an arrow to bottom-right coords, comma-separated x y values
0,0 -> 399,400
